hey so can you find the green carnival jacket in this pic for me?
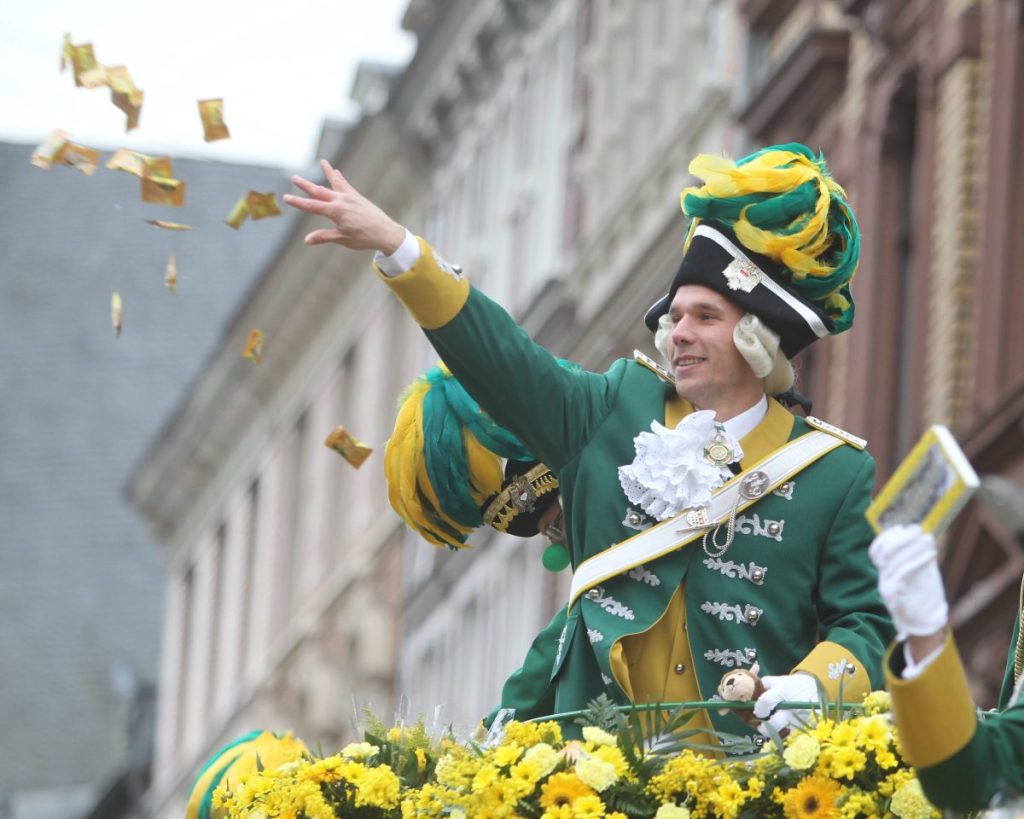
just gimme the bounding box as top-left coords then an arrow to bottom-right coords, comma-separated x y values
379,238 -> 894,739
888,633 -> 1024,812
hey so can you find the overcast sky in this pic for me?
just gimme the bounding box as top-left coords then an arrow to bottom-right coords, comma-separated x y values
0,1 -> 415,170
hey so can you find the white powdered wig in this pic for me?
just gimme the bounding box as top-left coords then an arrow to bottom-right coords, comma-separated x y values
655,312 -> 794,396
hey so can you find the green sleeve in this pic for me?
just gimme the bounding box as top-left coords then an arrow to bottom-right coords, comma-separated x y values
426,287 -> 625,471
916,699 -> 1024,811
813,454 -> 895,689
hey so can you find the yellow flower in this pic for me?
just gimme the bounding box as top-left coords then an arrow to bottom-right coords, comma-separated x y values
576,757 -> 617,792
746,776 -> 765,798
889,779 -> 937,819
523,742 -> 560,777
541,806 -> 575,819
415,747 -> 427,773
493,741 -> 523,767
782,775 -> 842,819
861,690 -> 892,716
582,726 -> 617,747
839,789 -> 880,818
539,772 -> 595,809
592,745 -> 630,780
353,765 -> 400,809
655,805 -> 691,819
573,794 -> 607,817
879,769 -> 914,797
341,741 -> 378,760
783,733 -> 820,770
504,720 -> 563,747
827,746 -> 867,780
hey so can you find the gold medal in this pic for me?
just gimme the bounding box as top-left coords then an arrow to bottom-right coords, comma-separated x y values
704,425 -> 738,467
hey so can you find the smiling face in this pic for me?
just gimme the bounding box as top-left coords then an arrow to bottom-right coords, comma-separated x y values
667,284 -> 764,420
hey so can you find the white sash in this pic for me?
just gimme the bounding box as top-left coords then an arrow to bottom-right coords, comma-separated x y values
569,430 -> 843,610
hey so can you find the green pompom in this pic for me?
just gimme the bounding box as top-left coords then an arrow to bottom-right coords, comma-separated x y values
542,543 -> 571,572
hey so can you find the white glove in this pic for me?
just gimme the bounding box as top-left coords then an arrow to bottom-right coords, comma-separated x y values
753,673 -> 817,737
868,524 -> 948,639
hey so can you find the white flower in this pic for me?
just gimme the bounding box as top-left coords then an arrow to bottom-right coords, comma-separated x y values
617,410 -> 739,520
341,741 -> 378,760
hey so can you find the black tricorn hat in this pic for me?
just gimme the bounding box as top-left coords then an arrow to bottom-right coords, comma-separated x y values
481,460 -> 559,537
643,221 -> 834,359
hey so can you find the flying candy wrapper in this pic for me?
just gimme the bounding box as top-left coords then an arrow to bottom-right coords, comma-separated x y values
141,156 -> 185,207
226,191 -> 281,229
60,35 -> 98,87
197,98 -> 230,142
242,329 -> 264,363
324,426 -> 374,468
165,252 -> 177,293
106,148 -> 147,176
145,220 -> 192,231
30,130 -> 100,175
111,292 -> 123,337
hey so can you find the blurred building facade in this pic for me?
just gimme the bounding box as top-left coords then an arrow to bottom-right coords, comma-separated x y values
130,0 -> 1024,815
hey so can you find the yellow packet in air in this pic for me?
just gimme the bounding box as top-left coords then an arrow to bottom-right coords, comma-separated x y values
141,156 -> 185,207
106,148 -> 147,176
145,220 -> 192,231
246,191 -> 281,220
165,252 -> 177,292
197,98 -> 230,142
242,328 -> 264,363
58,141 -> 101,175
106,66 -> 143,132
111,292 -> 123,337
324,425 -> 374,468
61,35 -> 99,86
30,130 -> 69,169
225,195 -> 250,229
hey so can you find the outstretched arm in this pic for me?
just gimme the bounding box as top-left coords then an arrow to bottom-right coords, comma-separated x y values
283,159 -> 406,253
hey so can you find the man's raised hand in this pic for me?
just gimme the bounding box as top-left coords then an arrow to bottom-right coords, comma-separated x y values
283,159 -> 406,255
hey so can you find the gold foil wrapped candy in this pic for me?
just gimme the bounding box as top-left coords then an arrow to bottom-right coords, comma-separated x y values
141,156 -> 185,207
106,66 -> 144,132
111,292 -> 123,337
225,191 -> 281,229
324,426 -> 374,468
242,328 -> 264,363
197,98 -> 230,142
164,252 -> 177,292
106,148 -> 146,176
145,220 -> 192,230
30,130 -> 100,175
60,35 -> 99,87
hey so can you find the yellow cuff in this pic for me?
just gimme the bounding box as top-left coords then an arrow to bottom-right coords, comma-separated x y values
792,640 -> 871,703
886,634 -> 977,769
374,236 -> 469,330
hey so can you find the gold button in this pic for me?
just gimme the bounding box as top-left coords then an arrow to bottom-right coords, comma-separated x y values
674,663 -> 686,674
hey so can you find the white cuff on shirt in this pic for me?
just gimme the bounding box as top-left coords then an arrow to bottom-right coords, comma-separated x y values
900,640 -> 946,680
374,229 -> 420,277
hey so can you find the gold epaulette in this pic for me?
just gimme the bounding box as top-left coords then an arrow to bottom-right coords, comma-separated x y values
805,416 -> 868,450
633,350 -> 674,383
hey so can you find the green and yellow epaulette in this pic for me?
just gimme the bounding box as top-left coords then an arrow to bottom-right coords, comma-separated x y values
633,350 -> 674,384
805,416 -> 867,450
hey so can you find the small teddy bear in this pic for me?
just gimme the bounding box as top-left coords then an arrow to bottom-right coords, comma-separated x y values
716,662 -> 765,728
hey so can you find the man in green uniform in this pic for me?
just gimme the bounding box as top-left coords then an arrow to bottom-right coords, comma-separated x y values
284,144 -> 894,744
871,524 -> 1024,811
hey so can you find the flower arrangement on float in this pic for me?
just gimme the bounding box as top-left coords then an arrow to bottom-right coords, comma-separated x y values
202,690 -> 942,819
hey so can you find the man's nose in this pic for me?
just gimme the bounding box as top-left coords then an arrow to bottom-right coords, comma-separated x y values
671,316 -> 695,345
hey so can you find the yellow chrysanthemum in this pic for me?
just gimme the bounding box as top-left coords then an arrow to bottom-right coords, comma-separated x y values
576,756 -> 617,792
341,741 -> 378,760
783,733 -> 820,771
889,779 -> 939,819
782,775 -> 842,819
839,789 -> 880,818
592,745 -> 630,780
539,771 -> 596,809
879,769 -> 914,797
861,690 -> 892,716
493,741 -> 524,767
504,720 -> 563,747
523,742 -> 560,778
573,794 -> 607,818
827,745 -> 867,780
353,765 -> 400,809
582,726 -> 617,747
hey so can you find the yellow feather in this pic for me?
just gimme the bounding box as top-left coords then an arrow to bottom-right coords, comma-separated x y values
464,431 -> 504,505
